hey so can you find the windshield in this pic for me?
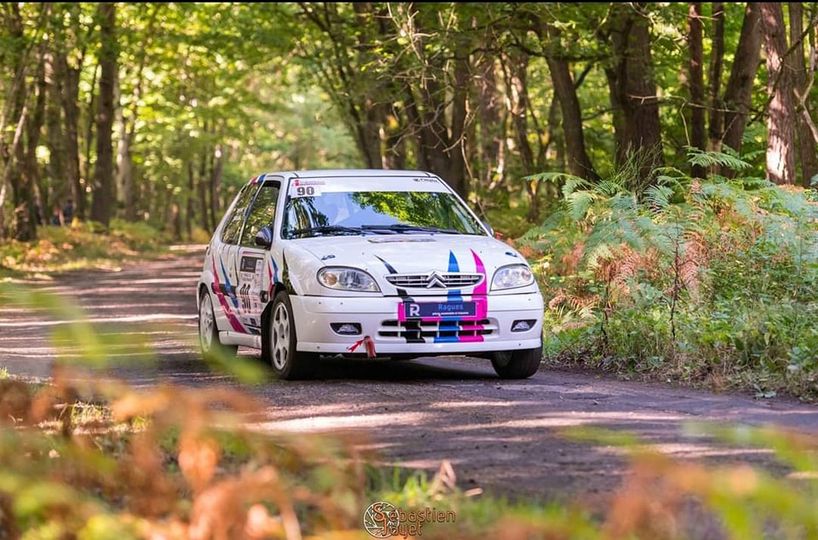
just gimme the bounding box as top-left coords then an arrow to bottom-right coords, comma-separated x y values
282,190 -> 485,239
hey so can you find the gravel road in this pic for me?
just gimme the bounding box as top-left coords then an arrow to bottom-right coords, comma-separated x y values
2,245 -> 817,501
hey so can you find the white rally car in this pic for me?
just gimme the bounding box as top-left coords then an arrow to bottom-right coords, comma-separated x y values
197,170 -> 544,380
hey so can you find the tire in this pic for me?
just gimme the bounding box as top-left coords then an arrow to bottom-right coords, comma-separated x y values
261,291 -> 315,380
491,345 -> 542,379
198,289 -> 238,359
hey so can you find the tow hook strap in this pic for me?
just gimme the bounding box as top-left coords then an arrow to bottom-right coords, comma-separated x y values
347,336 -> 376,358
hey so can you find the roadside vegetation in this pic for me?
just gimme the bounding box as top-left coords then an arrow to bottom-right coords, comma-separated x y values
0,220 -> 174,279
519,151 -> 818,400
2,284 -> 818,539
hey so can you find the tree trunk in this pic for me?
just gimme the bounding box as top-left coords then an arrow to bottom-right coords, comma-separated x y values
198,147 -> 210,230
84,62 -> 99,201
90,3 -> 117,228
209,143 -> 224,224
475,54 -> 504,189
789,2 -> 818,185
59,52 -> 85,221
721,3 -> 762,155
607,3 -> 664,178
186,161 -> 195,239
544,39 -> 599,181
16,48 -> 48,241
759,3 -> 797,184
707,2 -> 725,150
688,3 -> 707,178
2,3 -> 39,241
45,52 -> 66,217
603,66 -> 628,167
447,44 -> 470,197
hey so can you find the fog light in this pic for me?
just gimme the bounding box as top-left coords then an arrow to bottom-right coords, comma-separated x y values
511,320 -> 535,332
331,323 -> 362,336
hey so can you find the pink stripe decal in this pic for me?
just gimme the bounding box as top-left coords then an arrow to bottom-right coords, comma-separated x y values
211,255 -> 245,332
463,249 -> 488,342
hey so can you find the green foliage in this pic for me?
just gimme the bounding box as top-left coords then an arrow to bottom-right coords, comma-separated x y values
686,146 -> 752,173
521,151 -> 818,398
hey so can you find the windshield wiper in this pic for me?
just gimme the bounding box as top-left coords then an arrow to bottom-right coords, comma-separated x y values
291,225 -> 364,238
361,224 -> 461,234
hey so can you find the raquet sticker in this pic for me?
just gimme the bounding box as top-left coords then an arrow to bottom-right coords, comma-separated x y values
289,179 -> 325,197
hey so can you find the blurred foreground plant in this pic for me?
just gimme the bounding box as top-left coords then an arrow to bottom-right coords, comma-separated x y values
0,283 -> 369,539
2,283 -> 818,539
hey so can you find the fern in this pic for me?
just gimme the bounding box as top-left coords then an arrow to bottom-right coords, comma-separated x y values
686,146 -> 752,172
645,184 -> 673,211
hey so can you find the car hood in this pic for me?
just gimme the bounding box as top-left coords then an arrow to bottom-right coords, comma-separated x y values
294,234 -> 530,296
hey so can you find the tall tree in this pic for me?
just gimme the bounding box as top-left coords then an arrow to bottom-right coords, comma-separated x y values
543,25 -> 599,181
721,3 -> 762,156
56,4 -> 89,220
687,3 -> 706,178
90,3 -> 117,227
603,3 -> 664,178
759,3 -> 797,184
707,2 -> 725,150
2,2 -> 45,241
789,3 -> 818,186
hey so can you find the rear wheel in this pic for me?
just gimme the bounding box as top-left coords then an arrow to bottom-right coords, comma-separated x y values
491,345 -> 542,379
261,291 -> 315,380
199,289 -> 238,359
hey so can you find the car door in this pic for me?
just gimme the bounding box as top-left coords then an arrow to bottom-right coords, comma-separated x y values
213,182 -> 259,333
235,177 -> 282,333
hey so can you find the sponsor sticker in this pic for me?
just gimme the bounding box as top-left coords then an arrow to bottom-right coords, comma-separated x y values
289,179 -> 324,197
403,301 -> 476,319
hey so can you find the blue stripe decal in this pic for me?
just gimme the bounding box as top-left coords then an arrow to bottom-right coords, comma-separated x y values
446,251 -> 462,301
219,258 -> 240,308
436,251 -> 462,343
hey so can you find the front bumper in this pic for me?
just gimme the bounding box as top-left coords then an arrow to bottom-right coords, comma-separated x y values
290,293 -> 543,355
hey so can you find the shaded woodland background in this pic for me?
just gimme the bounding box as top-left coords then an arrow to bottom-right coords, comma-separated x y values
1,2 -> 817,241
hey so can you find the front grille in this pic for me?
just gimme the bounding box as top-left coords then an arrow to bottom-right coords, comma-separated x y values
377,319 -> 496,341
385,273 -> 483,289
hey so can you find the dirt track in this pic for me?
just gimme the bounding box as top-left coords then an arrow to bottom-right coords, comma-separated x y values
2,245 -> 818,500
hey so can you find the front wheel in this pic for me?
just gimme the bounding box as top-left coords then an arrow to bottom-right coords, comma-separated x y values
261,291 -> 315,380
491,345 -> 542,379
199,289 -> 238,359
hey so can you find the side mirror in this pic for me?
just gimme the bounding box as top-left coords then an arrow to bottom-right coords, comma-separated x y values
254,226 -> 273,249
482,220 -> 495,238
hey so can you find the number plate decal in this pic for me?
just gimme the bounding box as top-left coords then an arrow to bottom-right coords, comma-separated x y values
289,179 -> 324,198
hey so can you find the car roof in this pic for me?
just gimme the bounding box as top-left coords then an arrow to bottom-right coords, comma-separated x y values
249,169 -> 434,184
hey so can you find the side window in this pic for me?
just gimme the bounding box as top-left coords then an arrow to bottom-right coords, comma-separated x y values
241,183 -> 280,247
221,184 -> 257,245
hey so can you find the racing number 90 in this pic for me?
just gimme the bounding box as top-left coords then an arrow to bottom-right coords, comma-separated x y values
296,186 -> 315,196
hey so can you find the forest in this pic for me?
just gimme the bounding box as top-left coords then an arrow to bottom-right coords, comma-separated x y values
0,2 -> 815,238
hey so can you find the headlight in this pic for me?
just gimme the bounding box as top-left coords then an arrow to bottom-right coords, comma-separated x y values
491,264 -> 534,290
317,267 -> 380,292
